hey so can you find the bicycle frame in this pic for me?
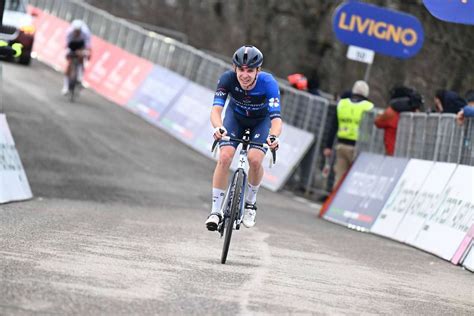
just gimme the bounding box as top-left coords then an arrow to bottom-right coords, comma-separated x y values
211,128 -> 276,264
218,137 -> 251,234
68,54 -> 81,102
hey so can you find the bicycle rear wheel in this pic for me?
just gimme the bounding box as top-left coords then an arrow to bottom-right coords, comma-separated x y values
69,59 -> 79,102
69,73 -> 76,102
221,169 -> 244,264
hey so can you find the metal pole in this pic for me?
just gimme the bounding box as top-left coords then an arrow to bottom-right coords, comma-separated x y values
364,62 -> 372,82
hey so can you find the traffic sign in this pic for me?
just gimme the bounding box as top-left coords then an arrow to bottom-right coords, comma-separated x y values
346,45 -> 374,64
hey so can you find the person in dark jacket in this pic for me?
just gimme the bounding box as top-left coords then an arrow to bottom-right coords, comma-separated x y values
456,89 -> 474,125
374,86 -> 423,155
434,89 -> 466,114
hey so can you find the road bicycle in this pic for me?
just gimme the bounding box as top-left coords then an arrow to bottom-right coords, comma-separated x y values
211,129 -> 276,264
67,51 -> 88,102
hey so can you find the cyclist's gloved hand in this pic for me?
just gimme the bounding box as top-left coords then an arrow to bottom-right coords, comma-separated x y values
267,134 -> 279,150
213,126 -> 227,140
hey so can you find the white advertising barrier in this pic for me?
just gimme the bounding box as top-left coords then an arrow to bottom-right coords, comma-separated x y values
462,245 -> 474,272
370,159 -> 434,240
0,114 -> 33,203
398,162 -> 457,244
411,164 -> 474,261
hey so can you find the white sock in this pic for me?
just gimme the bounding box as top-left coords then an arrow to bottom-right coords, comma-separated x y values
245,183 -> 260,205
63,77 -> 69,89
211,188 -> 225,214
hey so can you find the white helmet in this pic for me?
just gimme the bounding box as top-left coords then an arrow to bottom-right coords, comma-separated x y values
71,19 -> 84,31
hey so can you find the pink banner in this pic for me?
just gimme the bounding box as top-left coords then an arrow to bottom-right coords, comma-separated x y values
31,7 -> 68,71
451,224 -> 474,265
86,39 -> 153,105
31,7 -> 153,106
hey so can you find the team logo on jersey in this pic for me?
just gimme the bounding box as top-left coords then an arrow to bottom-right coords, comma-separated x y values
234,87 -> 243,93
215,91 -> 226,97
254,134 -> 260,139
268,97 -> 280,108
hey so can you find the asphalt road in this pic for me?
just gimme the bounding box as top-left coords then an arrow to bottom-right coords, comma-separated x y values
1,61 -> 473,315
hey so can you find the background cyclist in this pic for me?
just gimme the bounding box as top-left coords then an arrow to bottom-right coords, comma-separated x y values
205,45 -> 282,231
61,19 -> 91,95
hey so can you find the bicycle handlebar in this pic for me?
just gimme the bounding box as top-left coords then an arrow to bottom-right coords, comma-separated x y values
211,136 -> 277,164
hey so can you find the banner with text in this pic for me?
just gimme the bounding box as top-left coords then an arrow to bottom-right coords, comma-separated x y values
370,159 -> 434,240
396,162 -> 457,244
323,153 -> 409,230
411,164 -> 474,261
126,65 -> 189,124
0,114 -> 33,204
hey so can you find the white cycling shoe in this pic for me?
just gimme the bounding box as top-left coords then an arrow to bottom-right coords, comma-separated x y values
61,86 -> 69,95
205,213 -> 221,231
242,203 -> 257,228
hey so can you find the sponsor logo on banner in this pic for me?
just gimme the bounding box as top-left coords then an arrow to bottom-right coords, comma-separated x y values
395,162 -> 457,244
31,9 -> 68,70
412,164 -> 474,261
370,159 -> 434,240
91,42 -> 154,106
126,65 -> 188,123
324,153 -> 409,230
158,83 -> 214,144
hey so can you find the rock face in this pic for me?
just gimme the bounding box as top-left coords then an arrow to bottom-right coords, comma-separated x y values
85,0 -> 474,108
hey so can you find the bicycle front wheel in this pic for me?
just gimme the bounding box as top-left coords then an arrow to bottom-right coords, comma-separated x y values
221,169 -> 244,264
69,73 -> 76,103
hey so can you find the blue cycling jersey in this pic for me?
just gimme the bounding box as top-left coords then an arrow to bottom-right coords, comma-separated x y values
213,70 -> 281,120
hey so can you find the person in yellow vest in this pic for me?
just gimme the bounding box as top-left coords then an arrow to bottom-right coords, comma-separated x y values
323,80 -> 374,189
0,40 -> 23,58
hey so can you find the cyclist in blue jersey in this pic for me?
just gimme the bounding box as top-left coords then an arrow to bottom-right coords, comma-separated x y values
205,45 -> 282,231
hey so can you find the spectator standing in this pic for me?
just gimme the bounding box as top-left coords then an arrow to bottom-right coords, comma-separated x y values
323,80 -> 374,188
433,89 -> 465,114
456,90 -> 474,125
374,86 -> 423,155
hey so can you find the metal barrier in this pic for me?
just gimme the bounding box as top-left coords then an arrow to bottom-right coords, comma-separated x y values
356,110 -> 473,166
460,119 -> 474,165
30,0 -> 331,194
392,112 -> 471,165
355,109 -> 385,156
